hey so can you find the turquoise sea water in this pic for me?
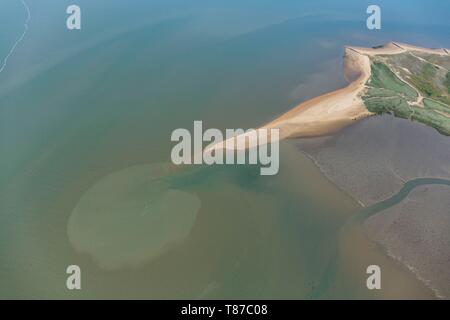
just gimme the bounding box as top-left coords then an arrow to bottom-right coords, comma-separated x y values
1,0 -> 449,298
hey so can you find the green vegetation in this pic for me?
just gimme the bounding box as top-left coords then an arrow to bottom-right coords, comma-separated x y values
407,63 -> 439,97
445,72 -> 450,94
362,52 -> 450,136
368,62 -> 417,100
413,52 -> 450,70
363,95 -> 412,119
423,98 -> 450,114
411,107 -> 450,136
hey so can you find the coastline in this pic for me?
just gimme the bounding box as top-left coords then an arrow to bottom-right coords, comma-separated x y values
262,45 -> 373,139
207,42 -> 450,154
261,42 -> 450,141
204,44 -> 374,153
196,42 -> 450,299
296,114 -> 450,300
364,183 -> 450,299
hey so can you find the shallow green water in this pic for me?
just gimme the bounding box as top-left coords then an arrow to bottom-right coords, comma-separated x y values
1,0 -> 449,299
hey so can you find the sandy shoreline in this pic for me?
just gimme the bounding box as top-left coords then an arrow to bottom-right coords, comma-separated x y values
262,45 -> 373,139
205,42 -> 449,153
262,42 -> 450,140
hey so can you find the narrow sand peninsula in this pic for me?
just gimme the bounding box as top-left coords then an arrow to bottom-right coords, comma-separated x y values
262,46 -> 372,139
205,42 -> 449,153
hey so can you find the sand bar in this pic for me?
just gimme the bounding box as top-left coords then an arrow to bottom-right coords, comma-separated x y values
205,42 -> 450,153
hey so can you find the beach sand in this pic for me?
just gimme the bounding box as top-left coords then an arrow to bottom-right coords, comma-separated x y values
262,46 -> 372,139
204,42 -> 450,154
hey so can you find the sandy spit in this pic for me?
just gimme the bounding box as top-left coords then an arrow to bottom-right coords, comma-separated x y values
204,42 -> 450,153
